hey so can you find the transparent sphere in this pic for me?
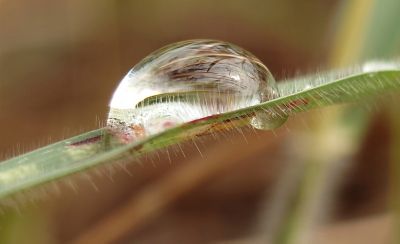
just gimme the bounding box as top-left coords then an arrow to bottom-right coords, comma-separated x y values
107,39 -> 286,142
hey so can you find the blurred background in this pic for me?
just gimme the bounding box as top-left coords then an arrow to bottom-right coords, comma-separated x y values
0,0 -> 399,243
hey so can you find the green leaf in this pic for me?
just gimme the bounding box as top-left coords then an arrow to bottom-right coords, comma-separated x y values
1,68 -> 400,200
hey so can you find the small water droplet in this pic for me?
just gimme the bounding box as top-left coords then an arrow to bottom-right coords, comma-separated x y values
251,111 -> 288,130
362,60 -> 400,72
107,39 -> 286,142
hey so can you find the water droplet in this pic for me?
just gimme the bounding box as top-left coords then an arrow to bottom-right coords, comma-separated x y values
107,39 -> 286,143
362,60 -> 400,72
250,111 -> 288,130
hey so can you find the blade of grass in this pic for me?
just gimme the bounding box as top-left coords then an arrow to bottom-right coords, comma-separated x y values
0,68 -> 400,201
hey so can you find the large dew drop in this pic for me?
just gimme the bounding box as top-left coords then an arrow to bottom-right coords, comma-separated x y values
107,39 -> 287,143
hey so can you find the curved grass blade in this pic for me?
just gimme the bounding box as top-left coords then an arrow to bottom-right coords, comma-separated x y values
1,69 -> 400,199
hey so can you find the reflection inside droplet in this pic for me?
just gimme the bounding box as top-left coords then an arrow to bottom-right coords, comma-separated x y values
107,39 -> 287,143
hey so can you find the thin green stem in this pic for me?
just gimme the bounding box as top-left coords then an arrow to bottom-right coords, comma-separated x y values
0,69 -> 399,200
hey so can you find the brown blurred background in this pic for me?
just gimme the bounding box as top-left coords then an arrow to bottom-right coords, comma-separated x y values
0,1 -> 399,243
